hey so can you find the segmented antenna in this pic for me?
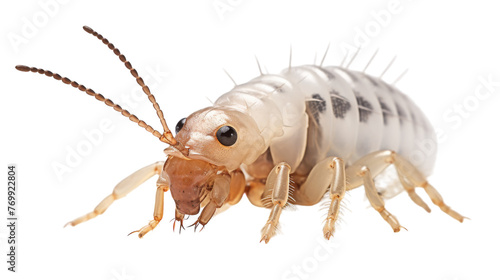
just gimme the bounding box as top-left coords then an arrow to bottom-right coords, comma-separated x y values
81,25 -> 176,145
15,65 -> 172,144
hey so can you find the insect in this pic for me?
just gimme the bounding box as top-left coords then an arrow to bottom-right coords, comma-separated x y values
16,26 -> 465,243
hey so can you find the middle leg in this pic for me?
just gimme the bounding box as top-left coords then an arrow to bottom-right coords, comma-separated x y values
292,157 -> 347,240
259,157 -> 347,241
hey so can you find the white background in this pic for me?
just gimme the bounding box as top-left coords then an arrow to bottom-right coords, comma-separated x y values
1,1 -> 499,280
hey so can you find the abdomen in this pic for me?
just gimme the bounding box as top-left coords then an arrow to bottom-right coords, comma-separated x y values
287,65 -> 437,177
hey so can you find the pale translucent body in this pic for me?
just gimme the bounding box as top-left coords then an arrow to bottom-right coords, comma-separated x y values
21,26 -> 463,244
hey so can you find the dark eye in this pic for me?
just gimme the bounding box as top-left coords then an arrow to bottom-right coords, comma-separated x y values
175,118 -> 186,134
216,126 -> 237,146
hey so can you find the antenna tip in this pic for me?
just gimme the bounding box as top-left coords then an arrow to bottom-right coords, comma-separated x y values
82,25 -> 93,33
15,65 -> 30,72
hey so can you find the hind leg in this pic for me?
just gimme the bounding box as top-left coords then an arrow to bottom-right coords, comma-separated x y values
65,161 -> 164,227
397,171 -> 431,213
347,151 -> 465,227
360,166 -> 406,232
392,153 -> 466,222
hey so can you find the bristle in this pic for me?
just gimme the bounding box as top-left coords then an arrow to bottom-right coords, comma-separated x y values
319,43 -> 330,67
255,55 -> 263,76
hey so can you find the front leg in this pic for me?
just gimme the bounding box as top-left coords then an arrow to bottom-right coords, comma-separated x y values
128,185 -> 167,238
65,161 -> 164,227
260,162 -> 291,243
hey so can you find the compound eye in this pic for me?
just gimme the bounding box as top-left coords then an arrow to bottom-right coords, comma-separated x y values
216,126 -> 237,146
175,118 -> 186,134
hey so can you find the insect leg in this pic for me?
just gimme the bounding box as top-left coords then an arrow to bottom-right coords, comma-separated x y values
346,150 -> 465,224
392,154 -> 466,222
345,151 -> 405,232
291,157 -> 346,239
321,158 -> 346,240
64,161 -> 164,227
360,166 -> 405,232
260,162 -> 291,243
129,185 -> 167,238
397,173 -> 431,213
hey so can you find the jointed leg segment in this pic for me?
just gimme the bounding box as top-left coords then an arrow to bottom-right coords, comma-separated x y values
128,185 -> 167,238
392,153 -> 465,222
397,173 -> 431,213
318,158 -> 346,240
347,150 -> 466,231
251,150 -> 464,243
260,162 -> 291,243
65,161 -> 164,227
257,157 -> 348,242
361,166 -> 405,232
421,183 -> 465,222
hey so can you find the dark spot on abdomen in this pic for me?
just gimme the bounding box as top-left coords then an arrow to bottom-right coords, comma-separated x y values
379,99 -> 391,125
356,96 -> 373,123
330,90 -> 351,119
395,102 -> 406,119
307,93 -> 326,124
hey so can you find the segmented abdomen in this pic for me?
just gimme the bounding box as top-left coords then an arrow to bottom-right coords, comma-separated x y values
284,65 -> 437,177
